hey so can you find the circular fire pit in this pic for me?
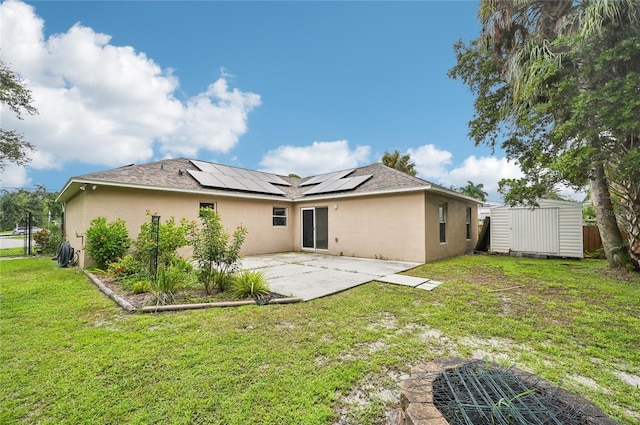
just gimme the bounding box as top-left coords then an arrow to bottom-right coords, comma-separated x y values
396,357 -> 618,425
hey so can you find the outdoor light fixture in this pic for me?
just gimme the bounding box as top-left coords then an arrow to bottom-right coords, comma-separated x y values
79,184 -> 87,191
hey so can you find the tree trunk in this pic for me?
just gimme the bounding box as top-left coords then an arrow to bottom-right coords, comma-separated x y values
605,137 -> 640,269
590,162 -> 631,268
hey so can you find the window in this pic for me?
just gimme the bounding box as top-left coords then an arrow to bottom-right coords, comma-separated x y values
466,207 -> 472,240
273,207 -> 287,226
199,202 -> 217,216
439,202 -> 447,243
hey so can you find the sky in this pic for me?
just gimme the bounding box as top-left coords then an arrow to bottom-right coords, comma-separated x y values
0,0 -> 531,202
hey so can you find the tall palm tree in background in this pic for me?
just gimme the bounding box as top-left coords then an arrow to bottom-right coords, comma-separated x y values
470,0 -> 640,268
459,181 -> 488,202
381,150 -> 417,177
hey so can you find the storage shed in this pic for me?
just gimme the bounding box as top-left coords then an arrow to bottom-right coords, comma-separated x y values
490,199 -> 583,258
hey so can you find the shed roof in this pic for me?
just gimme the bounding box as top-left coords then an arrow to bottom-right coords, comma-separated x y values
57,158 -> 479,204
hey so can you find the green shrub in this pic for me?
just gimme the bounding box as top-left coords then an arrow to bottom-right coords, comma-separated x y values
86,217 -> 130,269
230,270 -> 270,300
107,254 -> 147,282
33,228 -> 63,255
132,280 -> 150,294
169,255 -> 193,274
189,208 -> 248,294
133,212 -> 193,269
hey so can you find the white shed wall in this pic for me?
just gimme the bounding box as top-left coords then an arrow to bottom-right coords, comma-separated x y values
490,207 -> 511,253
490,199 -> 583,258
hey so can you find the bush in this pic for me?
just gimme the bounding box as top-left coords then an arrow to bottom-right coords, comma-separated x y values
33,228 -> 63,255
230,270 -> 270,300
132,280 -> 150,294
133,212 -> 193,270
189,208 -> 248,294
86,217 -> 130,268
107,254 -> 147,282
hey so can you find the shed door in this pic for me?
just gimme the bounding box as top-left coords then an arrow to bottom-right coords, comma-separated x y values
509,208 -> 559,254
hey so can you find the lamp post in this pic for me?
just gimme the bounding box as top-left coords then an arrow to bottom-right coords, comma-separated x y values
151,215 -> 160,281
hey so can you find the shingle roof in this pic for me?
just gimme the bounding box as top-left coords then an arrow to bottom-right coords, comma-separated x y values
58,158 -> 473,203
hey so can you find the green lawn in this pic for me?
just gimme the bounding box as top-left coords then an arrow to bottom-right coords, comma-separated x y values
1,256 -> 639,424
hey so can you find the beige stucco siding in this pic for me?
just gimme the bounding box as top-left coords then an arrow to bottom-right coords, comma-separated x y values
64,186 -> 293,267
292,192 -> 427,263
215,198 -> 294,255
424,193 -> 478,262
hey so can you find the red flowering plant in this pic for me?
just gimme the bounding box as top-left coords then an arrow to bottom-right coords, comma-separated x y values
107,254 -> 146,290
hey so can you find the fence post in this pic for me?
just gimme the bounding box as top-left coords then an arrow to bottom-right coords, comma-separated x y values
151,215 -> 160,282
27,212 -> 33,256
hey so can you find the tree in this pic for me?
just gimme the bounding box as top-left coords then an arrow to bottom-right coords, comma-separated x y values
189,208 -> 248,294
449,0 -> 640,268
381,150 -> 417,176
0,60 -> 38,171
458,181 -> 488,201
0,185 -> 61,231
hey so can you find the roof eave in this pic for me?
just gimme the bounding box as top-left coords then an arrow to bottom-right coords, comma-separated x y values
56,179 -> 294,203
426,186 -> 484,204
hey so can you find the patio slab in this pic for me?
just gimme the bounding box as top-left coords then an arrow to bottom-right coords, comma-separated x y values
376,274 -> 429,287
240,253 -> 428,301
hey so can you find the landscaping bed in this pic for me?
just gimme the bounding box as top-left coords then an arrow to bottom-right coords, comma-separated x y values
85,270 -> 297,312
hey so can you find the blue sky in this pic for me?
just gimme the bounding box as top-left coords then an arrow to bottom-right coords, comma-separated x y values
1,0 -> 527,201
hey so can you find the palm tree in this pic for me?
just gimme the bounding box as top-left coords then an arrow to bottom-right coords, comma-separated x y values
476,0 -> 639,267
459,181 -> 488,201
381,150 -> 417,176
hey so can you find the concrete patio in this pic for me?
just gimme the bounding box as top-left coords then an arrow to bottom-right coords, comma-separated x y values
240,252 -> 443,301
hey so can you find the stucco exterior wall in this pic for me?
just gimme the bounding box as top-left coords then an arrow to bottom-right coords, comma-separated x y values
424,193 -> 478,263
63,191 -> 88,267
292,192 -> 427,263
63,186 -> 294,267
63,184 -> 477,267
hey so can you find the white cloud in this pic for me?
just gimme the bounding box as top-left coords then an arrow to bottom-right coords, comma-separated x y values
160,79 -> 261,157
406,145 -> 523,202
407,144 -> 453,180
0,164 -> 31,189
0,0 -> 259,171
447,155 -> 523,192
260,140 -> 371,176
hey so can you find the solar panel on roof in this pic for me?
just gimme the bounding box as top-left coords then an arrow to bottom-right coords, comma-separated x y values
239,178 -> 268,193
215,174 -> 249,191
302,179 -> 337,195
300,169 -> 354,186
263,174 -> 292,186
340,175 -> 372,190
189,160 -> 289,195
190,160 -> 218,174
187,170 -> 226,188
303,174 -> 373,196
253,179 -> 287,195
217,164 -> 244,178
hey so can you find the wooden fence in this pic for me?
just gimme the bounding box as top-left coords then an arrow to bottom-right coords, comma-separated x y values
583,225 -> 630,253
583,225 -> 602,253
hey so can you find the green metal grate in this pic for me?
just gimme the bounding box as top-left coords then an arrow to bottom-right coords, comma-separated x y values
433,360 -> 588,425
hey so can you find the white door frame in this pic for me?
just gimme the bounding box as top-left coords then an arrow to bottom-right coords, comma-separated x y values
301,207 -> 328,250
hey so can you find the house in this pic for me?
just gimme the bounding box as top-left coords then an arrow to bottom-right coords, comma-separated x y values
490,199 -> 583,258
56,158 -> 480,267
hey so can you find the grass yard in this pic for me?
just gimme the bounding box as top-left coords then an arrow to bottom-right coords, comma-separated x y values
1,255 -> 639,424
